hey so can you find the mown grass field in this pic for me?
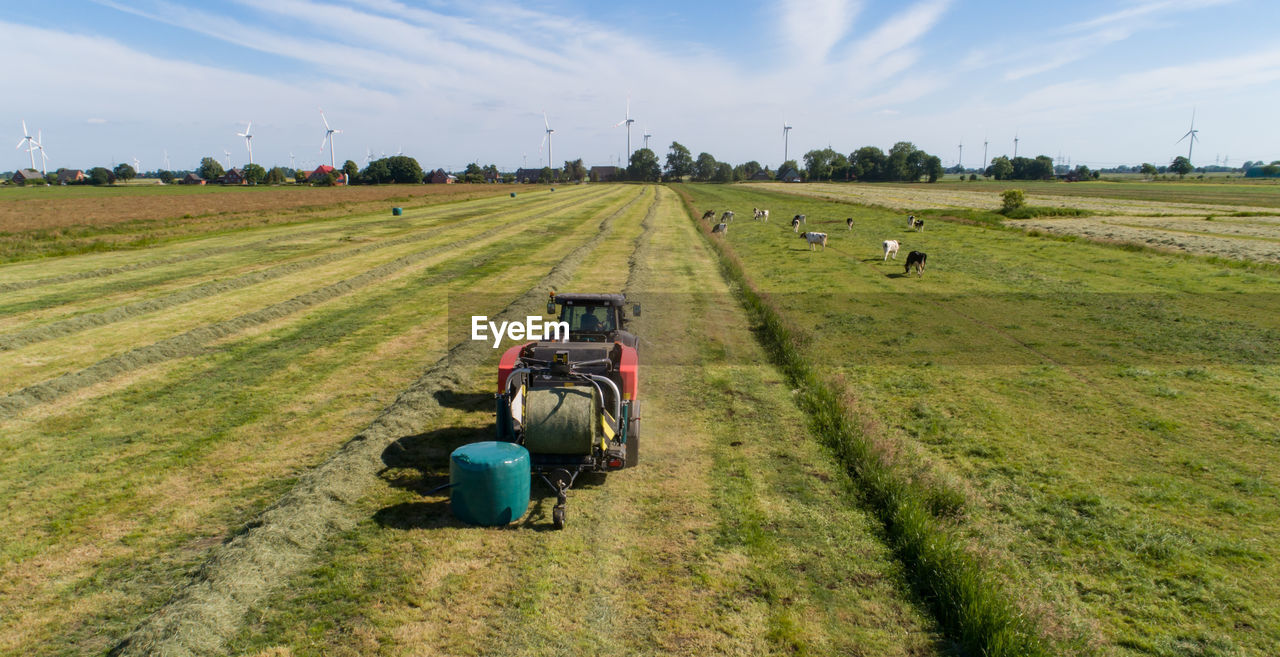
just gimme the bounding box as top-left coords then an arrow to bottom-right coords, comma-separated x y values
2,184 -> 954,656
683,184 -> 1280,656
6,180 -> 1279,656
876,179 -> 1280,209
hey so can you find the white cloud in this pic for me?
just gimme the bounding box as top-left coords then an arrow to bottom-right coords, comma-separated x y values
780,0 -> 863,65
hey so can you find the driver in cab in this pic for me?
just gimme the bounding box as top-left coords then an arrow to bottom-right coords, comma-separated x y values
577,307 -> 610,332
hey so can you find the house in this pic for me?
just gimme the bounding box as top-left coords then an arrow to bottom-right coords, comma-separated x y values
11,169 -> 45,185
427,168 -> 449,184
222,168 -> 247,185
56,169 -> 85,184
781,170 -> 802,183
749,169 -> 772,181
307,165 -> 346,185
182,173 -> 206,185
484,169 -> 500,183
589,166 -> 619,182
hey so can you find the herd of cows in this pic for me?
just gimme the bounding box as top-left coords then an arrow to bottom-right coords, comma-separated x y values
702,206 -> 928,277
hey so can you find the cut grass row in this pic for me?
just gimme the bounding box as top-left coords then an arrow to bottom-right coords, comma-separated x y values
682,183 -> 1280,655
222,185 -> 945,657
0,187 -> 640,655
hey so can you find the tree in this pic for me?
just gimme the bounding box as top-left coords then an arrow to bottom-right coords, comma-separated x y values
693,152 -> 717,182
158,170 -> 175,184
1140,163 -> 1158,178
1170,156 -> 1193,176
484,163 -> 500,182
198,157 -> 224,182
342,160 -> 360,184
628,148 -> 662,182
713,161 -> 734,183
1001,189 -> 1026,213
565,158 -> 587,183
265,167 -> 288,184
463,162 -> 485,184
538,167 -> 553,184
113,163 -> 136,183
850,146 -> 887,181
925,155 -> 943,183
362,159 -> 392,184
665,141 -> 693,180
830,152 -> 851,180
244,163 -> 267,185
887,142 -> 917,181
740,160 -> 762,179
88,167 -> 113,185
803,148 -> 836,181
986,156 -> 1013,180
777,159 -> 800,181
386,155 -> 424,183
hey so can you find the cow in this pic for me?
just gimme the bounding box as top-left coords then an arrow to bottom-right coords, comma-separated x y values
754,208 -> 770,221
702,210 -> 715,221
913,218 -> 924,231
791,216 -> 802,232
800,232 -> 828,250
711,222 -> 728,235
905,251 -> 927,276
907,214 -> 916,228
846,217 -> 854,230
720,211 -> 735,223
883,239 -> 900,260
793,213 -> 806,225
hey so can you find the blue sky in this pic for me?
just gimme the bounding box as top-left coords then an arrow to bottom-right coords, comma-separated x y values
3,0 -> 1279,173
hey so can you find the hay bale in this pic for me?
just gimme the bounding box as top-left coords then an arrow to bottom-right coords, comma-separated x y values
524,387 -> 596,455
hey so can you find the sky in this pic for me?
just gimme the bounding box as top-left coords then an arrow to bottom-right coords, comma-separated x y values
3,0 -> 1279,173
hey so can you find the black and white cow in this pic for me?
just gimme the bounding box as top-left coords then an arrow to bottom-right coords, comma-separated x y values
905,251 -> 927,276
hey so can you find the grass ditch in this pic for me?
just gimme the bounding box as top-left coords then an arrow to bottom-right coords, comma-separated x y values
108,186 -> 650,657
673,185 -> 1053,657
0,190 -> 607,351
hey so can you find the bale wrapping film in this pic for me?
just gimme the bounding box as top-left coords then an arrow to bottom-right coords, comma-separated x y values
450,441 -> 530,526
524,387 -> 596,454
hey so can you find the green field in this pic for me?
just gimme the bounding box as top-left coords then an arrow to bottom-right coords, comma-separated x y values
880,178 -> 1280,208
2,181 -> 1277,656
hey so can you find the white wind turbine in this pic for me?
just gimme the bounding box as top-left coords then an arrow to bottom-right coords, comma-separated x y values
613,95 -> 636,158
223,150 -> 232,169
15,121 -> 38,171
1176,108 -> 1199,163
642,126 -> 652,151
540,112 -> 555,170
237,121 -> 254,166
34,130 -> 49,176
133,157 -> 141,174
163,150 -> 171,171
783,122 -> 793,163
319,109 -> 341,168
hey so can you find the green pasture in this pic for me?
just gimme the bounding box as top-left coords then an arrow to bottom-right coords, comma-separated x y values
684,183 -> 1280,656
887,178 -> 1280,208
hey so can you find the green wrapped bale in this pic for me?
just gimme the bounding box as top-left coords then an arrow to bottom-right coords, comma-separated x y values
524,387 -> 597,455
392,206 -> 403,216
450,441 -> 530,526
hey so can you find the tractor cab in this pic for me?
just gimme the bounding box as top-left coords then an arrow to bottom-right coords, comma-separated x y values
547,292 -> 639,349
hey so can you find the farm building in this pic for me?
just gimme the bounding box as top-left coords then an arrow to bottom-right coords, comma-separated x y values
781,170 -> 802,183
222,168 -> 247,185
749,169 -> 772,181
56,169 -> 85,184
307,165 -> 346,185
590,166 -> 619,182
182,173 -> 206,185
426,168 -> 453,184
515,167 -> 558,183
11,169 -> 45,185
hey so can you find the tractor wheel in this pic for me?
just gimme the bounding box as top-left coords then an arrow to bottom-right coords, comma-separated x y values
553,505 -> 566,529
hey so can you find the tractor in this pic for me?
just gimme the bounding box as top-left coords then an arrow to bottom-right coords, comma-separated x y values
495,293 -> 640,528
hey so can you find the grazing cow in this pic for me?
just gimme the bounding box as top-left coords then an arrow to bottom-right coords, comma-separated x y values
883,239 -> 900,260
913,218 -> 924,231
905,251 -> 927,276
793,213 -> 806,225
702,210 -> 716,221
800,231 -> 828,250
753,208 -> 769,221
907,214 -> 916,228
791,216 -> 801,233
846,217 -> 854,230
711,222 -> 728,235
720,211 -> 735,223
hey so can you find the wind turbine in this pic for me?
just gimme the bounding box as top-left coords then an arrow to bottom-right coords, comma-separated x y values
783,122 -> 793,163
319,109 -> 341,168
1176,108 -> 1199,163
613,95 -> 636,158
223,150 -> 232,169
15,121 -> 38,171
982,137 -> 989,169
957,140 -> 963,169
1013,132 -> 1020,159
236,121 -> 254,166
133,157 -> 141,173
289,152 -> 295,170
34,130 -> 48,176
642,126 -> 652,151
540,112 -> 555,170
163,150 -> 171,171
